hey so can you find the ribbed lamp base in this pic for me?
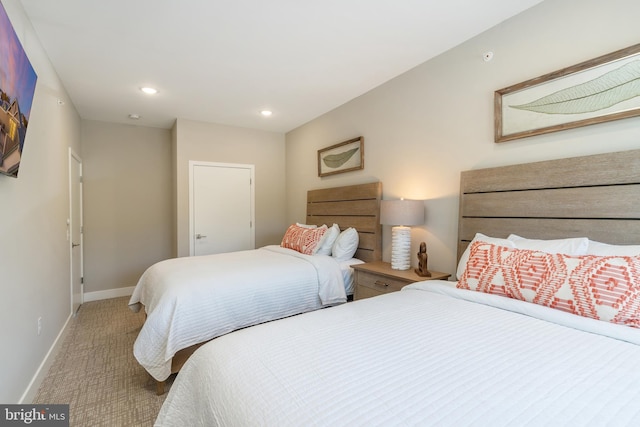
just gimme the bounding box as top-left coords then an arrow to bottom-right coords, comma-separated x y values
390,226 -> 412,270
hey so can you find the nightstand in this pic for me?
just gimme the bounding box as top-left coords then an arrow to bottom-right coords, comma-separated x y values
352,261 -> 450,300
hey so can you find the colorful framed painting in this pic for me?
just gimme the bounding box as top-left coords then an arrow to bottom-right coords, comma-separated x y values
317,136 -> 364,177
0,0 -> 38,177
495,43 -> 640,142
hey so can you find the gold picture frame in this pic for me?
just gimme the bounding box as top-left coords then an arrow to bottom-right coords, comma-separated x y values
317,137 -> 364,177
495,43 -> 640,142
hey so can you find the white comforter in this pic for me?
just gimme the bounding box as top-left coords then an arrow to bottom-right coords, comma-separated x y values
129,245 -> 347,381
156,282 -> 640,426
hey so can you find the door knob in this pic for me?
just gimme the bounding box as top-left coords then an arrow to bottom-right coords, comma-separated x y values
196,234 -> 207,239
72,243 -> 80,248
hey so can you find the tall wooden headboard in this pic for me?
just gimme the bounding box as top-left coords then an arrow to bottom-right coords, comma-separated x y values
458,149 -> 640,261
306,182 -> 382,263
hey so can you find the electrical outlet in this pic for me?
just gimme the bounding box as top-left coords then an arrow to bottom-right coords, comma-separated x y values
37,317 -> 42,336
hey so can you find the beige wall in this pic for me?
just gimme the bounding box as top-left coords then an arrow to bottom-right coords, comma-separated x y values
77,117 -> 286,293
285,0 -> 640,277
173,118 -> 286,257
81,121 -> 173,293
0,0 -> 81,402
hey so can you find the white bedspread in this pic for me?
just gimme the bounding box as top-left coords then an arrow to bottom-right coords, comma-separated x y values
129,245 -> 346,381
156,281 -> 640,426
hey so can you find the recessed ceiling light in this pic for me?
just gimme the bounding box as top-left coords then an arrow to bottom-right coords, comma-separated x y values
140,87 -> 157,95
260,110 -> 272,117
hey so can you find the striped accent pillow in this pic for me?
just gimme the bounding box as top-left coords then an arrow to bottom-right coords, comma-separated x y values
281,224 -> 327,255
458,241 -> 640,328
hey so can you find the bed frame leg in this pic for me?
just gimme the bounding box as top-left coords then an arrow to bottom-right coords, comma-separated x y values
156,380 -> 165,395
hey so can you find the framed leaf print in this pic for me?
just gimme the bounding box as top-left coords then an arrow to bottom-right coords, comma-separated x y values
318,137 -> 364,177
495,43 -> 640,142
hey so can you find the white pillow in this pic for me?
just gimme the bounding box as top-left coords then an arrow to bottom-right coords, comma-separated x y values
314,223 -> 341,255
587,239 -> 640,256
507,234 -> 589,255
456,233 -> 515,279
296,222 -> 317,229
332,227 -> 359,261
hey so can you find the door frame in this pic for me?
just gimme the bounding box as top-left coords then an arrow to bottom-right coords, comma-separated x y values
68,148 -> 84,314
188,161 -> 255,256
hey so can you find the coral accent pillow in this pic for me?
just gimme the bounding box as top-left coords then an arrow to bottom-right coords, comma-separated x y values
281,224 -> 327,255
456,233 -> 516,279
458,241 -> 640,328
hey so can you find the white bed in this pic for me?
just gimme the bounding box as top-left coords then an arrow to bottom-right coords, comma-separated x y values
129,245 -> 358,382
154,149 -> 640,426
155,281 -> 640,426
129,182 -> 382,391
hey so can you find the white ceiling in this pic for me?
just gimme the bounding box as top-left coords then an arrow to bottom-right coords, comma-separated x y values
19,0 -> 542,133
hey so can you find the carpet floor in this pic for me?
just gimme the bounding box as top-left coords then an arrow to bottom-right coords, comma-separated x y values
33,297 -> 174,426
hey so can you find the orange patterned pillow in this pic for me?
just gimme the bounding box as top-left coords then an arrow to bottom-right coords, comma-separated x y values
281,224 -> 327,255
458,241 -> 640,328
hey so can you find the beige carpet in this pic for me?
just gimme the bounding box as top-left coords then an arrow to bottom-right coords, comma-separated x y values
33,297 -> 174,426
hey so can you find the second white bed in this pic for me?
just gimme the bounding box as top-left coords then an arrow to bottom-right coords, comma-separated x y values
129,245 -> 357,381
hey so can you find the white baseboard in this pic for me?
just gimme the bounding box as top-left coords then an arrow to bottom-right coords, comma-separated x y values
19,286 -> 135,403
20,313 -> 72,404
83,286 -> 135,302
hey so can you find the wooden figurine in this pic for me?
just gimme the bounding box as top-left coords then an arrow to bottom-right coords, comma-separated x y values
415,241 -> 431,277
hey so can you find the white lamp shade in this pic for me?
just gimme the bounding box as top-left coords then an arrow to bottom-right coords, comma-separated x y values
380,199 -> 425,270
380,199 -> 424,226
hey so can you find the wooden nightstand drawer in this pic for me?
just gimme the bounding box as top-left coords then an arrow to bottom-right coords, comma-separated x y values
352,261 -> 451,301
355,283 -> 386,299
357,270 -> 408,294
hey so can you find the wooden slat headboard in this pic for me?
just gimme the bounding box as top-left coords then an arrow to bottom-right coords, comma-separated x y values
306,182 -> 382,263
458,149 -> 640,261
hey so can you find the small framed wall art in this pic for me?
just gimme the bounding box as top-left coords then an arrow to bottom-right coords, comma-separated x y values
317,136 -> 364,177
495,43 -> 640,142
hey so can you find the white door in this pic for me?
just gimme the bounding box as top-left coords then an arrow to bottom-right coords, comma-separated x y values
69,148 -> 83,315
189,161 -> 255,256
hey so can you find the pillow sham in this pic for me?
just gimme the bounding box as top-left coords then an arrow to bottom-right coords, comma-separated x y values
458,240 -> 640,328
314,223 -> 341,255
281,224 -> 327,255
587,240 -> 640,256
507,234 -> 589,255
456,233 -> 515,280
296,223 -> 318,229
332,227 -> 359,261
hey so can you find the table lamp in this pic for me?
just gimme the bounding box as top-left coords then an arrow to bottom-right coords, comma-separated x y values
380,199 -> 425,270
